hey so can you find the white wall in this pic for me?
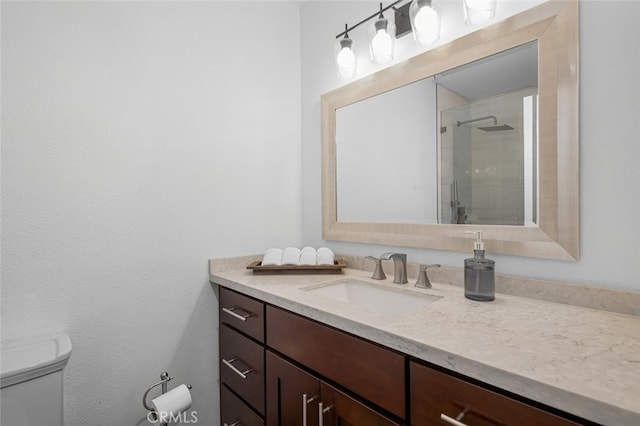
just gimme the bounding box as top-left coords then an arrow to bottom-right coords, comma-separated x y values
300,0 -> 640,291
1,2 -> 301,424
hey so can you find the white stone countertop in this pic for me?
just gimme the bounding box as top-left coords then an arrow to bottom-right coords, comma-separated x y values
210,267 -> 640,425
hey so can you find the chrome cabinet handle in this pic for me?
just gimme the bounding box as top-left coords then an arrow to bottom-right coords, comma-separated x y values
222,307 -> 253,321
440,414 -> 468,426
318,402 -> 332,426
302,394 -> 317,426
222,357 -> 254,379
441,408 -> 470,426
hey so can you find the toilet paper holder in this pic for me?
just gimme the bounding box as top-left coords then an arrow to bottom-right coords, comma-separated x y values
143,371 -> 192,424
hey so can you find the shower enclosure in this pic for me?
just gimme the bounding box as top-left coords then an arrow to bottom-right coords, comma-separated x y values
438,88 -> 538,226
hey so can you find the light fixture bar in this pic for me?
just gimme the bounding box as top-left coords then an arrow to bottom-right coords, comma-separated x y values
335,0 -> 406,39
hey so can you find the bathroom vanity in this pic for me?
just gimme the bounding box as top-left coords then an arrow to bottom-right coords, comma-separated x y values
212,262 -> 640,426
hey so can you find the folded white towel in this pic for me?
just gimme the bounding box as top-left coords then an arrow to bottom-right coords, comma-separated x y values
281,247 -> 301,265
299,247 -> 317,265
317,247 -> 335,265
261,248 -> 282,266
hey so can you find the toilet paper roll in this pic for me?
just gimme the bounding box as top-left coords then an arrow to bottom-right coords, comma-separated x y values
150,384 -> 192,424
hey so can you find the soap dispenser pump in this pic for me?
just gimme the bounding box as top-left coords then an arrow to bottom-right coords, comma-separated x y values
463,231 -> 495,301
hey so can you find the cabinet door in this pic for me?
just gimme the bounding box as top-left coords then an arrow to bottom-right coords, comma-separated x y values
320,382 -> 402,426
266,350 -> 320,426
410,360 -> 580,426
267,350 -> 401,426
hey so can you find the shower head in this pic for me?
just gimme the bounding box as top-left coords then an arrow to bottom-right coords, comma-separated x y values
457,115 -> 513,132
477,124 -> 514,132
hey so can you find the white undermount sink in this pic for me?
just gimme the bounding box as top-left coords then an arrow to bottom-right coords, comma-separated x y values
302,279 -> 442,315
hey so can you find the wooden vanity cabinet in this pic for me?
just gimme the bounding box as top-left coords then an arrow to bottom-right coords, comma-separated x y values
217,286 -> 587,426
410,360 -> 581,426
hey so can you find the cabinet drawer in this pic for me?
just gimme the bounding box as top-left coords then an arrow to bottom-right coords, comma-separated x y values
220,287 -> 265,343
410,360 -> 580,426
220,324 -> 265,415
266,306 -> 405,418
221,384 -> 264,426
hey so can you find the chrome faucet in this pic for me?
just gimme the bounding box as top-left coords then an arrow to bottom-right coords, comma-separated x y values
380,252 -> 408,284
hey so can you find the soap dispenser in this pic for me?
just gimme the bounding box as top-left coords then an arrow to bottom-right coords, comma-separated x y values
463,231 -> 495,301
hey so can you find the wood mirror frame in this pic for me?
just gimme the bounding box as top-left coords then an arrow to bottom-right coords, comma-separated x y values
321,0 -> 579,260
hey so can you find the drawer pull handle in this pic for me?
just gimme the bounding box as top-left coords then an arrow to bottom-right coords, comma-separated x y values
318,402 -> 333,426
223,422 -> 241,426
222,357 -> 254,379
222,307 -> 253,322
302,394 -> 318,426
441,408 -> 469,426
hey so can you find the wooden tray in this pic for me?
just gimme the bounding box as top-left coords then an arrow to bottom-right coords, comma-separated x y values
246,260 -> 346,275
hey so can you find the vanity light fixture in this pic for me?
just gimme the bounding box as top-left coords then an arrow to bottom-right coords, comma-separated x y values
368,3 -> 397,64
334,0 -> 403,78
409,0 -> 440,46
333,0 -> 489,79
335,24 -> 356,79
463,0 -> 497,25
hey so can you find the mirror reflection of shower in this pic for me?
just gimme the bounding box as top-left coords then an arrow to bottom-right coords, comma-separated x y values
434,40 -> 538,226
457,115 -> 514,132
438,89 -> 538,226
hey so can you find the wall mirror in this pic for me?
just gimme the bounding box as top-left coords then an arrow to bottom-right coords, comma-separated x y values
322,0 -> 579,260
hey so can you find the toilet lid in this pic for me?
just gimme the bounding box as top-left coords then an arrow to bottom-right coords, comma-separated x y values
1,333 -> 72,388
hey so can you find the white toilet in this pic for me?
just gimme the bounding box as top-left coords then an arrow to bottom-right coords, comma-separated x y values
1,333 -> 72,426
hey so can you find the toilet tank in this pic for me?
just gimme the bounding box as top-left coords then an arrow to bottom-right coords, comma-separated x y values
1,334 -> 72,426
